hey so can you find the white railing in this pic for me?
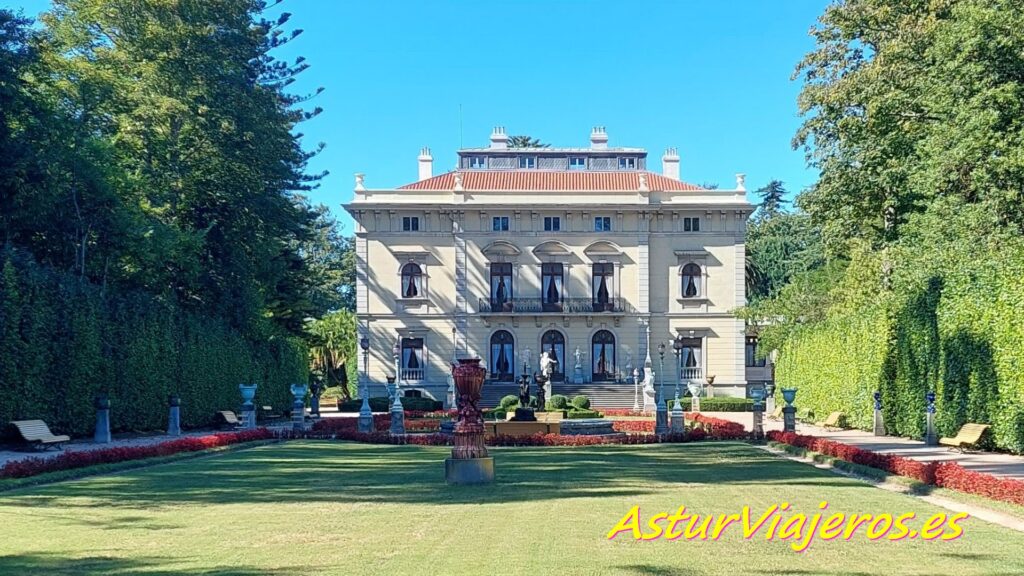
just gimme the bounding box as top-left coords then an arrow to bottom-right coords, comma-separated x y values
401,368 -> 424,381
680,367 -> 703,381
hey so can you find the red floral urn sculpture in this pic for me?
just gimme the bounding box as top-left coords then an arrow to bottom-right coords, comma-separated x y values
451,358 -> 488,459
445,358 -> 494,484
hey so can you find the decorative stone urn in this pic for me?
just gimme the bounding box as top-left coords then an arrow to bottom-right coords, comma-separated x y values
239,383 -> 257,405
290,383 -> 308,431
445,358 -> 494,484
781,388 -> 797,407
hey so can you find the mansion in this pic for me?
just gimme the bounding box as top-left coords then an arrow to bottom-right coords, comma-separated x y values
345,127 -> 770,406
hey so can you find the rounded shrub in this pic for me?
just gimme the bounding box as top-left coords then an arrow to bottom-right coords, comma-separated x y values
499,395 -> 520,410
546,394 -> 569,410
571,395 -> 591,409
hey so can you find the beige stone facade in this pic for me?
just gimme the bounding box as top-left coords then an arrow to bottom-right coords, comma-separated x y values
345,128 -> 757,404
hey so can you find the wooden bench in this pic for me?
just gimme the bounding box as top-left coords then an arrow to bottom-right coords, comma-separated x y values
215,410 -> 243,429
10,420 -> 70,451
767,405 -> 784,421
817,411 -> 846,430
939,423 -> 990,453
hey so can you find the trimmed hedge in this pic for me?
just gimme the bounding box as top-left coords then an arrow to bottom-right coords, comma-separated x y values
774,241 -> 1024,453
336,396 -> 443,413
546,394 -> 569,410
566,409 -> 603,419
571,395 -> 591,409
0,252 -> 304,438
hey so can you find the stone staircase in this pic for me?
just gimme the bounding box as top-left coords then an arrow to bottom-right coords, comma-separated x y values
480,381 -> 640,409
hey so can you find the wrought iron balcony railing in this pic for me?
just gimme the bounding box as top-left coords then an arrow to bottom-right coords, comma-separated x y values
477,297 -> 635,314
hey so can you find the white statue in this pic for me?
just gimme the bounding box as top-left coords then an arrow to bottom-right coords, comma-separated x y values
573,346 -> 582,369
539,350 -> 556,379
641,369 -> 657,413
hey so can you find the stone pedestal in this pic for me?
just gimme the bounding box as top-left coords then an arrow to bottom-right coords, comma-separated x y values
873,408 -> 885,436
670,399 -> 684,433
167,397 -> 181,437
510,407 -> 537,421
573,365 -> 584,385
655,401 -> 669,435
94,408 -> 111,444
925,412 -> 937,446
765,395 -> 775,416
243,406 -> 256,429
390,394 -> 406,435
310,396 -> 320,418
445,457 -> 494,485
783,406 -> 796,433
752,408 -> 764,440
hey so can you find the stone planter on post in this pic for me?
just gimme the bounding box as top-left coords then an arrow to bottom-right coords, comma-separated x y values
167,395 -> 181,437
670,396 -> 684,433
290,383 -> 308,431
94,394 -> 111,444
781,388 -> 797,433
925,391 -> 937,446
445,358 -> 494,485
873,391 -> 885,436
687,382 -> 703,413
751,388 -> 765,441
239,384 -> 257,429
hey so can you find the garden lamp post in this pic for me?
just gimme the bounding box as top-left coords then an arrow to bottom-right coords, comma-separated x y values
655,342 -> 669,435
446,327 -> 457,410
632,368 -> 640,412
392,339 -> 401,401
672,335 -> 684,402
358,336 -> 373,433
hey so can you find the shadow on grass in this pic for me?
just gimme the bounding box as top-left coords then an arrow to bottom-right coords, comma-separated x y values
0,552 -> 308,576
6,442 -> 873,510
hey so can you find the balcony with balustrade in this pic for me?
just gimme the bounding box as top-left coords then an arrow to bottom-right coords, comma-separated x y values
477,297 -> 636,315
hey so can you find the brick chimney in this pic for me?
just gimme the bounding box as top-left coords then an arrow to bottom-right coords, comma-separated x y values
662,148 -> 680,181
489,126 -> 508,150
417,147 -> 432,181
590,126 -> 608,150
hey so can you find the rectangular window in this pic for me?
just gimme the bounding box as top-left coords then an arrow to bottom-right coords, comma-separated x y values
618,157 -> 636,169
746,337 -> 767,367
492,216 -> 510,232
541,263 -> 563,312
469,156 -> 486,169
592,262 -> 615,312
683,217 -> 701,232
594,216 -> 612,232
400,338 -> 425,381
679,337 -> 703,380
569,156 -> 586,170
490,263 -> 513,311
402,216 -> 420,232
544,216 -> 561,231
519,156 -> 537,169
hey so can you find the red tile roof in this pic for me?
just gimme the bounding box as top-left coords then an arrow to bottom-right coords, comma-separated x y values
397,171 -> 704,191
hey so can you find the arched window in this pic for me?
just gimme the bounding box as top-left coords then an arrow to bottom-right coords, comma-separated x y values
680,263 -> 702,298
489,330 -> 514,382
541,330 -> 565,382
592,330 -> 616,382
401,262 -> 423,299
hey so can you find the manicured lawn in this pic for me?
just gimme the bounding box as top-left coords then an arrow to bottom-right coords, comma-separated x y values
1,441 -> 1022,575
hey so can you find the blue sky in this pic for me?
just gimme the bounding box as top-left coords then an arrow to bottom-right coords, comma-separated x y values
10,0 -> 829,232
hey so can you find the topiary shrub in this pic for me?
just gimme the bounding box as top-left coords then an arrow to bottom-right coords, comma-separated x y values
571,395 -> 591,409
546,394 -> 569,410
499,395 -> 520,410
567,409 -> 603,419
337,397 -> 391,412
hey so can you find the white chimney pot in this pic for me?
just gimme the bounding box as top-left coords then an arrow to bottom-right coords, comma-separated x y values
662,147 -> 680,181
417,147 -> 433,181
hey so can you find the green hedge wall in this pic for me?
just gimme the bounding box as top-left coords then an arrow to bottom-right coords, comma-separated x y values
775,243 -> 1024,453
0,253 -> 306,437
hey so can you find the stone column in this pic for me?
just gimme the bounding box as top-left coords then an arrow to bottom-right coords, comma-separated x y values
873,391 -> 885,436
783,406 -> 796,433
751,389 -> 765,440
388,377 -> 405,435
167,395 -> 181,437
670,398 -> 684,433
290,384 -> 308,431
94,394 -> 111,444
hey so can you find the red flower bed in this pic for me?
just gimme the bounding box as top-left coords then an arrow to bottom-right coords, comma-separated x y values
602,409 -> 648,417
612,420 -> 654,433
766,431 -> 936,483
0,428 -> 275,479
611,414 -> 747,439
405,410 -> 457,419
935,461 -> 1024,507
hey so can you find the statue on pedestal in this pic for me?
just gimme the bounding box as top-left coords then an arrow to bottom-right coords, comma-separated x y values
539,350 -> 557,399
518,375 -> 531,408
534,372 -> 547,412
642,369 -> 656,413
573,346 -> 584,384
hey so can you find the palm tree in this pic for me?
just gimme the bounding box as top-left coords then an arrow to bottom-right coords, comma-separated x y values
508,135 -> 549,148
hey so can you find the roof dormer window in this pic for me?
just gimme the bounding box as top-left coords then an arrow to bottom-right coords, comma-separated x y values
569,156 -> 586,170
469,156 -> 486,169
519,156 -> 537,169
618,157 -> 637,170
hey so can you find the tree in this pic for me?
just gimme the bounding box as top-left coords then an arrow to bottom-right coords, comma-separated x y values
301,205 -> 355,313
746,210 -> 824,302
306,310 -> 357,399
793,0 -> 1024,256
508,135 -> 548,148
754,180 -> 787,219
